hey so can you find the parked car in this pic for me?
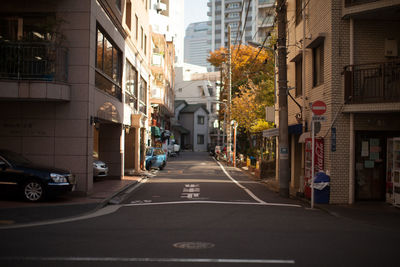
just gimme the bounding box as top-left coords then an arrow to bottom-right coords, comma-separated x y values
0,149 -> 76,202
93,151 -> 108,178
145,147 -> 166,170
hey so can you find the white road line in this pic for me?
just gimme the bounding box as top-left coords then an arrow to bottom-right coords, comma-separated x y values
124,200 -> 301,208
215,160 -> 267,204
0,256 -> 295,264
0,205 -> 122,230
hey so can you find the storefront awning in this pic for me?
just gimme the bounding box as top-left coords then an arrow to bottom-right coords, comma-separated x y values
151,126 -> 161,137
262,124 -> 303,138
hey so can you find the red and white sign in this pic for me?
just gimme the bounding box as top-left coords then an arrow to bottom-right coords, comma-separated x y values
311,101 -> 327,116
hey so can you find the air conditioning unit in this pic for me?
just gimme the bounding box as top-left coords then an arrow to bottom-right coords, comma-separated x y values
384,38 -> 398,57
156,2 -> 167,12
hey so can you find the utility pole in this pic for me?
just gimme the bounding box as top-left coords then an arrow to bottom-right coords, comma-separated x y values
276,0 -> 290,197
227,25 -> 232,164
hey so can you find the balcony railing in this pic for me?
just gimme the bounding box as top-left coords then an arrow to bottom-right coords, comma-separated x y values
0,42 -> 68,82
344,60 -> 400,104
344,0 -> 379,7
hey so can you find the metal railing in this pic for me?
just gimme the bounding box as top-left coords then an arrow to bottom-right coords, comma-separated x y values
344,60 -> 400,103
0,42 -> 68,82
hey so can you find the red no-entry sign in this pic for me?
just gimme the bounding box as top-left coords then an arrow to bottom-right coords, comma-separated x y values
311,101 -> 327,116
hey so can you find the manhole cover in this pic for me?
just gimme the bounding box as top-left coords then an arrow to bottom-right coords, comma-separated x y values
173,242 -> 215,250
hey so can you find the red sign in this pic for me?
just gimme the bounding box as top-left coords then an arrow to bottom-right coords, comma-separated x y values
311,101 -> 327,115
304,138 -> 324,199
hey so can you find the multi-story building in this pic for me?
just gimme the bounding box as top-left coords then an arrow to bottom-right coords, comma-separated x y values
207,0 -> 275,49
174,64 -> 221,150
149,32 -> 175,143
255,0 -> 275,44
184,22 -> 212,70
272,0 -> 400,204
0,0 -> 151,194
149,0 -> 185,64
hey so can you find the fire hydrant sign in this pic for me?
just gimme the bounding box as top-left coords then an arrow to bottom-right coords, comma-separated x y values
311,101 -> 327,116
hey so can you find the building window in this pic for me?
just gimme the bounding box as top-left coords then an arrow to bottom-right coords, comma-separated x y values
144,34 -> 147,55
178,88 -> 182,93
295,59 -> 302,97
198,115 -> 205,125
141,26 -> 144,49
135,15 -> 138,40
139,77 -> 147,114
116,0 -> 121,12
296,0 -> 302,25
125,60 -> 138,109
197,134 -> 205,145
227,13 -> 240,18
125,1 -> 132,30
95,26 -> 122,101
313,43 -> 324,87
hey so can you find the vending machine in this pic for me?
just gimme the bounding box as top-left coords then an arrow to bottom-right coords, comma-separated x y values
392,138 -> 400,206
304,138 -> 324,199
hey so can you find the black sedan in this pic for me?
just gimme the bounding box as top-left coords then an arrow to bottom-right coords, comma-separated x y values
0,149 -> 76,202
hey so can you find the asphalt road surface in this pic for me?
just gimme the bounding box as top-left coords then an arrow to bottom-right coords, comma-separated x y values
1,152 -> 399,266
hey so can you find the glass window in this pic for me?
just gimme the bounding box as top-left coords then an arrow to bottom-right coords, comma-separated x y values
126,1 -> 132,30
135,15 -> 138,40
139,77 -> 147,114
95,26 -> 122,101
198,116 -> 205,125
313,44 -> 324,87
296,0 -> 302,25
197,135 -> 205,145
125,60 -> 138,109
295,59 -> 302,97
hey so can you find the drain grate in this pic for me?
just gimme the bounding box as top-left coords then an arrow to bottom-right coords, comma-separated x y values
173,242 -> 215,250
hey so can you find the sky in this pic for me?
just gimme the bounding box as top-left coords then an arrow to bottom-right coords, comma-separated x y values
184,0 -> 209,32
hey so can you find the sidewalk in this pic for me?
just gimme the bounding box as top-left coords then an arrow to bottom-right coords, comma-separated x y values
237,163 -> 400,229
0,175 -> 144,226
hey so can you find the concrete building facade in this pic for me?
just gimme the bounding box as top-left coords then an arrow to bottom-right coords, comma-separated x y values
0,0 -> 152,195
174,63 -> 221,149
273,0 -> 400,204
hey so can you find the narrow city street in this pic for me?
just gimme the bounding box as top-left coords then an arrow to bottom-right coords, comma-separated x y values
1,152 -> 400,266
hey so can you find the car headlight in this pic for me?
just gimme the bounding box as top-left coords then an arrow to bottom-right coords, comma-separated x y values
50,173 -> 67,183
93,162 -> 98,167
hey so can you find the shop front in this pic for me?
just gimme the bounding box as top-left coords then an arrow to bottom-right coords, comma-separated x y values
355,131 -> 400,203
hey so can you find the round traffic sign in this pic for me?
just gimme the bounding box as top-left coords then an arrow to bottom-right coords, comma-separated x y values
311,101 -> 327,115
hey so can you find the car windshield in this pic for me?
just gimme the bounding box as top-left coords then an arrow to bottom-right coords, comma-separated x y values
0,150 -> 31,165
146,149 -> 153,156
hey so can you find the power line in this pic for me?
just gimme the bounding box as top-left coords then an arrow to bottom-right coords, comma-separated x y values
233,0 -> 245,46
233,0 -> 252,61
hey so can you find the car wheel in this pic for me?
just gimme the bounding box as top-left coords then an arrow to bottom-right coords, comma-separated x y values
146,162 -> 152,171
159,161 -> 166,170
22,180 -> 45,202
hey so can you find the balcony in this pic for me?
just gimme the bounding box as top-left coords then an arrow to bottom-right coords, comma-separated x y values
0,42 -> 68,82
343,0 -> 400,19
0,41 -> 70,101
344,60 -> 400,104
259,0 -> 275,7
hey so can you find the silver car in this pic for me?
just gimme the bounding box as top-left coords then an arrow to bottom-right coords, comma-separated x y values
93,152 -> 108,178
93,159 -> 108,177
